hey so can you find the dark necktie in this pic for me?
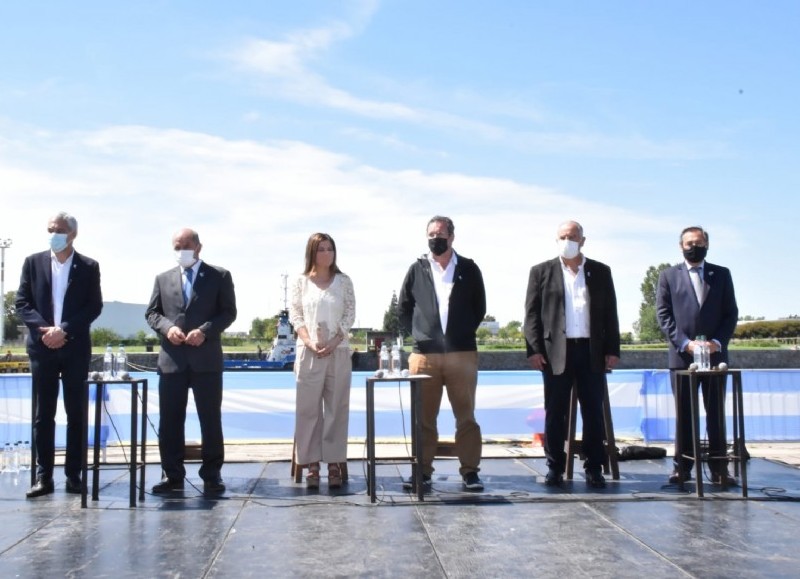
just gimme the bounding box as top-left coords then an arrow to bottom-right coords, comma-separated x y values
689,266 -> 703,305
183,268 -> 193,305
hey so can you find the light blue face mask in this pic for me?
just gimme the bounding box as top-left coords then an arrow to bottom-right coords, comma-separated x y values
49,232 -> 69,253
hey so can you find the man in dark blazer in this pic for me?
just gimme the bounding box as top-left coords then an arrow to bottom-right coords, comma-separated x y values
16,212 -> 103,498
656,226 -> 738,485
524,221 -> 620,489
146,228 -> 236,495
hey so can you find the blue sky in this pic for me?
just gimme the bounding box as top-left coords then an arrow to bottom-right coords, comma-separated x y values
1,1 -> 798,334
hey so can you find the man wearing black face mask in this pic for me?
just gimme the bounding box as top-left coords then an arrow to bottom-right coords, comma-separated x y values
656,226 -> 739,486
398,215 -> 487,491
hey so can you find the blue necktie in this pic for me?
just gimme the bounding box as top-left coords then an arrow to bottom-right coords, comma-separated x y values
183,268 -> 193,305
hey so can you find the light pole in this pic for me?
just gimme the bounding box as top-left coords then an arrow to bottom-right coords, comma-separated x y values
0,238 -> 12,347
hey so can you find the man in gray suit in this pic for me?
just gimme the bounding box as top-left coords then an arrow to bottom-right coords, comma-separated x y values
524,221 -> 620,489
146,228 -> 237,494
656,226 -> 738,485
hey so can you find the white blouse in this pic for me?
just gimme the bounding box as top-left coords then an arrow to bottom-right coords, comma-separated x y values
289,273 -> 356,349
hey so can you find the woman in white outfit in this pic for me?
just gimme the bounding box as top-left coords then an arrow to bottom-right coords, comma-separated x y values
290,233 -> 356,488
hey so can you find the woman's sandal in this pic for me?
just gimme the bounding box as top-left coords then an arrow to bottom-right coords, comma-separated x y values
306,463 -> 320,489
328,463 -> 343,489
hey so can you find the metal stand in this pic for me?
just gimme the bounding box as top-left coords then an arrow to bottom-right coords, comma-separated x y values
674,369 -> 747,498
81,378 -> 149,508
365,374 -> 430,502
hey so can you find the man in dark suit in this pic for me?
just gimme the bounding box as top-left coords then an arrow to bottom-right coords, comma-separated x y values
146,228 -> 236,495
524,221 -> 620,489
656,226 -> 738,485
16,212 -> 103,498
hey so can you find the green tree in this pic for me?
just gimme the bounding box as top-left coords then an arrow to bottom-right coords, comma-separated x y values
483,314 -> 496,322
3,291 -> 21,341
383,291 -> 401,335
250,318 -> 269,340
476,326 -> 492,344
91,327 -> 122,347
498,320 -> 523,343
634,263 -> 671,342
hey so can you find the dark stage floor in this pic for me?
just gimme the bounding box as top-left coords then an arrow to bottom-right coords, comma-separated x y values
2,452 -> 800,578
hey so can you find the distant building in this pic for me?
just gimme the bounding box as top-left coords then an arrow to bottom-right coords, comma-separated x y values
479,320 -> 500,336
93,301 -> 151,338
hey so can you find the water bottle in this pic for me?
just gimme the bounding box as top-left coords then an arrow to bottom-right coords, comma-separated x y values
693,336 -> 703,370
103,345 -> 114,380
700,335 -> 711,371
10,442 -> 20,473
3,443 -> 17,474
116,344 -> 127,376
379,344 -> 389,372
391,344 -> 401,376
19,441 -> 31,471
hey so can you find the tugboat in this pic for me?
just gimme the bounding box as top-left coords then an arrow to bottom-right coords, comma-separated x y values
224,276 -> 297,371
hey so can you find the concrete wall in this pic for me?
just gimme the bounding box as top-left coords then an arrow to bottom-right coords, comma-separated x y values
102,348 -> 800,373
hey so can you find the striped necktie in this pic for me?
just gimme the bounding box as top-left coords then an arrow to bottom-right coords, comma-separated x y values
183,268 -> 194,305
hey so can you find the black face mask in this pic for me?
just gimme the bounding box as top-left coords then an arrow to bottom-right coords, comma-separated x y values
428,237 -> 449,256
683,245 -> 708,263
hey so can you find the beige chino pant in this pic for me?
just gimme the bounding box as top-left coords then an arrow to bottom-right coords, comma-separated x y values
294,346 -> 352,465
409,351 -> 482,476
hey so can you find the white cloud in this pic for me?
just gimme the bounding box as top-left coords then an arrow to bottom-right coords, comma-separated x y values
0,121 -> 682,334
224,12 -> 731,162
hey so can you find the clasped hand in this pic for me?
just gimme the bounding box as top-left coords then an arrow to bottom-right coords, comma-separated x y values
306,335 -> 341,358
39,326 -> 67,349
167,326 -> 206,346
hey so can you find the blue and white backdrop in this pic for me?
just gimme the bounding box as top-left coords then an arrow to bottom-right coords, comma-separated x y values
1,370 -> 799,449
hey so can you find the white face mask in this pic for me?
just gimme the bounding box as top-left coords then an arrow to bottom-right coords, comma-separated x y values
175,249 -> 196,268
49,232 -> 69,253
557,238 -> 581,260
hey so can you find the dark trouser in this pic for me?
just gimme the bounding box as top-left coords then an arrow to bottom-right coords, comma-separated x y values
30,348 -> 90,480
542,340 -> 606,473
158,370 -> 224,481
672,372 -> 727,473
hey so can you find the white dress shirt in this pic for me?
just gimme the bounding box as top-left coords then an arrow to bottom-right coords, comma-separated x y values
561,256 -> 590,339
51,251 -> 74,327
428,251 -> 457,334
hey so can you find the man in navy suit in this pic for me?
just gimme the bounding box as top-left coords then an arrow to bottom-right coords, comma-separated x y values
146,228 -> 236,495
16,212 -> 103,498
524,221 -> 620,489
656,226 -> 738,485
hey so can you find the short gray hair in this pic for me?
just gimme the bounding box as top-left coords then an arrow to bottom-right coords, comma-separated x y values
53,211 -> 78,233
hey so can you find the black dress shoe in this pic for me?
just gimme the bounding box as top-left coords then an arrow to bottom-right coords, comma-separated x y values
585,470 -> 606,489
402,474 -> 432,490
65,476 -> 82,494
711,471 -> 737,486
26,477 -> 55,498
668,470 -> 692,484
152,478 -> 185,494
203,477 -> 226,494
544,468 -> 564,486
